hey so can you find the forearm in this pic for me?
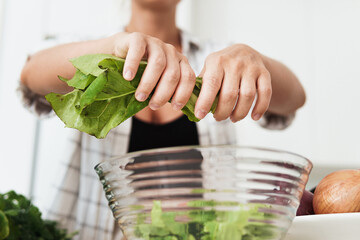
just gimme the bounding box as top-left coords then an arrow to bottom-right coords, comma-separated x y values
262,55 -> 306,116
20,34 -> 118,96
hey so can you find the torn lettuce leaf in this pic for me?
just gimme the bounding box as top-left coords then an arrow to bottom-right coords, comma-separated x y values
45,54 -> 218,138
59,70 -> 96,90
134,200 -> 277,240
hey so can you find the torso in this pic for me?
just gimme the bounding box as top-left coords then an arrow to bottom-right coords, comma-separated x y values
134,102 -> 184,124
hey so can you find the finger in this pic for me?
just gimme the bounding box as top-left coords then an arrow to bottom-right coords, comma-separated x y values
251,71 -> 272,120
230,72 -> 257,122
135,41 -> 166,102
122,34 -> 147,81
195,60 -> 223,119
149,48 -> 181,110
213,70 -> 241,121
171,58 -> 196,111
198,66 -> 205,78
113,34 -> 130,59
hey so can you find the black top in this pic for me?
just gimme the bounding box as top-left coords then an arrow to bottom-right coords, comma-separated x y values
128,115 -> 199,153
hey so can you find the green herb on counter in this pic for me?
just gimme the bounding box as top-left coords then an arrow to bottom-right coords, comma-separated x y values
0,191 -> 77,240
45,54 -> 217,139
134,200 -> 277,240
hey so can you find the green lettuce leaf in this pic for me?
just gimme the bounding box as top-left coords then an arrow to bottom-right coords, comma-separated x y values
70,53 -> 114,76
134,200 -> 277,240
46,54 -> 218,139
59,70 -> 96,90
79,71 -> 108,110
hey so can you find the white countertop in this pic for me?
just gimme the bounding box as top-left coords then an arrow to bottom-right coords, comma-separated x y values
284,213 -> 360,240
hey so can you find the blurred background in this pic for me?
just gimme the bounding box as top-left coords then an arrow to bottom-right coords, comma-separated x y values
0,0 -> 359,215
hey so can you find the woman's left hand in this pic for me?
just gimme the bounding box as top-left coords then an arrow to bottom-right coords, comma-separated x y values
195,44 -> 272,122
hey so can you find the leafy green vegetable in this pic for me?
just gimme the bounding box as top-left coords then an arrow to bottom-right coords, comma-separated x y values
59,70 -> 96,90
134,200 -> 277,240
0,191 -> 77,240
79,71 -> 108,110
45,54 -> 218,138
0,210 -> 9,239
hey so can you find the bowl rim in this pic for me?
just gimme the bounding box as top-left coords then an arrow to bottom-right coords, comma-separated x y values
94,144 -> 313,170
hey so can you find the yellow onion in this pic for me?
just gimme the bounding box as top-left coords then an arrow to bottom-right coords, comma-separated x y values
313,169 -> 360,214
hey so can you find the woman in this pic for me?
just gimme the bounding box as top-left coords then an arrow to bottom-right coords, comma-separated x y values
20,0 -> 305,239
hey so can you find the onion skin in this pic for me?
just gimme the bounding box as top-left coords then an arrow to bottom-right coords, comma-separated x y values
296,190 -> 314,216
313,169 -> 360,214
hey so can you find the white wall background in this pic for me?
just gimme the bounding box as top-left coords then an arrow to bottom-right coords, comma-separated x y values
0,0 -> 359,213
0,1 -> 4,41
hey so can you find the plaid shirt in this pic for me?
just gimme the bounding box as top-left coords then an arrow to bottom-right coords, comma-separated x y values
20,30 -> 293,240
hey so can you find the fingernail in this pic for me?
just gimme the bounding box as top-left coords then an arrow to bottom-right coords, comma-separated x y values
136,92 -> 147,101
124,70 -> 133,80
253,113 -> 262,121
173,103 -> 183,111
149,103 -> 160,110
195,109 -> 207,119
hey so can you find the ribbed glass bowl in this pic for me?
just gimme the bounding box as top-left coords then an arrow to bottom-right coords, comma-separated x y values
94,146 -> 312,240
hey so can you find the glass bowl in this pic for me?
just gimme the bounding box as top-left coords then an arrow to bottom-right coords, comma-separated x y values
94,145 -> 312,240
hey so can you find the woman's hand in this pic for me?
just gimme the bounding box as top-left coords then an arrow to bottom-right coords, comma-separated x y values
112,32 -> 196,111
196,44 -> 272,122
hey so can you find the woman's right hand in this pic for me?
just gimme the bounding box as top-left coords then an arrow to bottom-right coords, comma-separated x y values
112,32 -> 196,111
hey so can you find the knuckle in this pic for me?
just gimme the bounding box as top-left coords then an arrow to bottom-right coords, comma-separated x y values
259,86 -> 272,97
166,43 -> 178,55
164,69 -> 180,83
217,54 -> 226,63
241,88 -> 256,98
136,40 -> 147,51
138,81 -> 154,95
257,107 -> 268,115
138,88 -> 151,97
151,95 -> 168,105
260,68 -> 271,78
114,47 -> 127,58
254,107 -> 267,116
152,53 -> 166,67
172,92 -> 187,103
205,52 -> 219,63
205,52 -> 215,60
222,89 -> 238,103
231,61 -> 245,71
239,43 -> 251,50
173,96 -> 187,107
230,115 -> 240,122
151,37 -> 164,46
247,66 -> 261,77
234,111 -> 248,120
214,112 -> 227,122
182,69 -> 196,82
208,54 -> 224,65
204,75 -> 221,90
238,44 -> 256,56
230,114 -> 240,122
172,94 -> 185,103
130,32 -> 144,41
